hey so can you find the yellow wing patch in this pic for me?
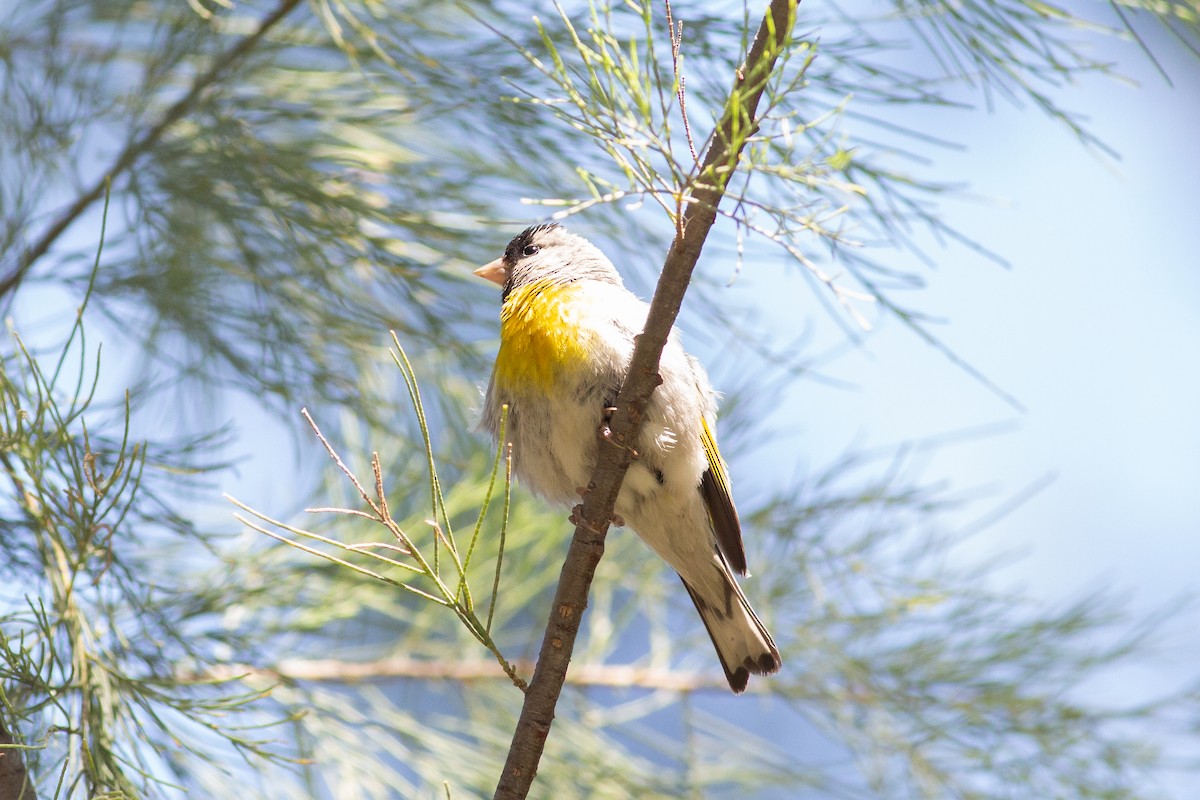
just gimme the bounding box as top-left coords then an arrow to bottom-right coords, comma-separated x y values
700,417 -> 747,575
494,280 -> 592,393
701,418 -> 732,492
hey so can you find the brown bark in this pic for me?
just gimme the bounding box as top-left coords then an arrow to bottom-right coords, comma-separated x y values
0,719 -> 37,800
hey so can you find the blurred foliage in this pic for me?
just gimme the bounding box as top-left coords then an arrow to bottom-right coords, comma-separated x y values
1,0 -> 1198,798
0,258 -> 293,795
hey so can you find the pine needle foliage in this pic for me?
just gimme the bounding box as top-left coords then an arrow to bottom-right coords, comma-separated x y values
1,0 -> 1197,798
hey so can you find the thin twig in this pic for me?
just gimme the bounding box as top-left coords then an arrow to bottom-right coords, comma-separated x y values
372,454 -> 391,520
298,410 -> 464,606
665,0 -> 698,165
231,512 -> 443,602
0,0 -> 304,301
493,2 -> 798,797
306,507 -> 381,522
236,402 -> 527,688
487,441 -> 513,635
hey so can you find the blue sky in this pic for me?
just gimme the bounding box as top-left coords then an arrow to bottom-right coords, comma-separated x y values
780,33 -> 1200,627
716,18 -> 1200,791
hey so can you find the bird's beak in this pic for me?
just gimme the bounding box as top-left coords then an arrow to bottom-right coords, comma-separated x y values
473,258 -> 507,286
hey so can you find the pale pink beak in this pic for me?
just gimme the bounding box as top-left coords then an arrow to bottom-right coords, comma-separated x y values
473,258 -> 507,286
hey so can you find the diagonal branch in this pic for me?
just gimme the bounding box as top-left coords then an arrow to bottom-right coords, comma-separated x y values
493,1 -> 798,798
0,0 -> 305,301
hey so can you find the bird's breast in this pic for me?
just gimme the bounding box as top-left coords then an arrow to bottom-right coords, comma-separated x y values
494,280 -> 594,393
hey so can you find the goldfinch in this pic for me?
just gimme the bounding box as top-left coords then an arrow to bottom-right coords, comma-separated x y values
477,223 -> 780,693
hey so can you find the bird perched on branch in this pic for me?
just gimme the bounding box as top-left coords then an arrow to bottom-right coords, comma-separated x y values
476,222 -> 780,693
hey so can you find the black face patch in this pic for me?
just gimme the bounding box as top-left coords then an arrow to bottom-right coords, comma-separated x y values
504,223 -> 559,265
501,223 -> 560,301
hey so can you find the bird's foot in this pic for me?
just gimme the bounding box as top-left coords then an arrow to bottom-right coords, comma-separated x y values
569,504 -> 596,532
569,504 -> 625,530
599,405 -> 639,458
600,424 -> 639,459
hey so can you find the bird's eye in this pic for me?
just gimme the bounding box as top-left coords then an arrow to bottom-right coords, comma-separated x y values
522,244 -> 540,257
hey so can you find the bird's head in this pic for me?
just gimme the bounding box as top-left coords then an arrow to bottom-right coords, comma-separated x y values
474,223 -> 622,300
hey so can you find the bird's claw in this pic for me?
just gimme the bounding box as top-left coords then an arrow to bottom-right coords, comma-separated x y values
569,504 -> 597,532
569,504 -> 625,531
600,424 -> 639,459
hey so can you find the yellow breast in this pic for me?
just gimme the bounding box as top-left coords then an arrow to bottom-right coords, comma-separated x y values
494,280 -> 592,393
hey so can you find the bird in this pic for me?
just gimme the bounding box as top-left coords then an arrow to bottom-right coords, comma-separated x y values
475,222 -> 781,693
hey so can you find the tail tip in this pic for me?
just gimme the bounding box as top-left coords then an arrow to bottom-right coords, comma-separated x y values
727,651 -> 782,694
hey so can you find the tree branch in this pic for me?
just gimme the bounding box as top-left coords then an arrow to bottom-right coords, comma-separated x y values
0,718 -> 38,800
189,657 -> 738,693
493,2 -> 798,797
0,0 -> 305,300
